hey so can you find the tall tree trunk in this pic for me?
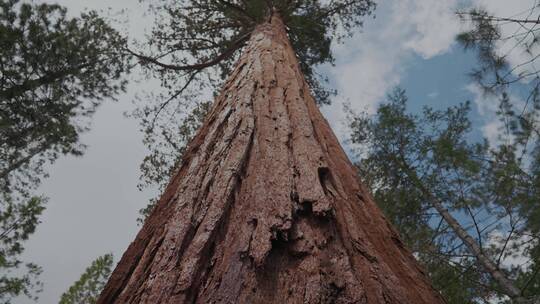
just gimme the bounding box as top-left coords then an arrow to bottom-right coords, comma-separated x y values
98,14 -> 445,304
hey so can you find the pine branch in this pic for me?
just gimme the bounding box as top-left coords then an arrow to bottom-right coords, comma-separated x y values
126,32 -> 251,72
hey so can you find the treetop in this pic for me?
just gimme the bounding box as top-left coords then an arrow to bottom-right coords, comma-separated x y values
132,0 -> 376,104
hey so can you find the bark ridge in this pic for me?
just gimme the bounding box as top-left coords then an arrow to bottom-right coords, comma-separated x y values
98,15 -> 446,304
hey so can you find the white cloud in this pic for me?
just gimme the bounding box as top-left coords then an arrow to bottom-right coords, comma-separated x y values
466,84 -> 502,143
322,0 -> 463,141
396,0 -> 463,58
466,83 -> 526,145
323,0 -> 539,147
428,91 -> 440,98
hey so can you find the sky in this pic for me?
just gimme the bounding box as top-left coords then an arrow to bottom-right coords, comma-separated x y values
15,0 -> 537,303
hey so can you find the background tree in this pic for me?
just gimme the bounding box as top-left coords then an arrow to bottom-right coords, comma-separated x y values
0,196 -> 44,303
347,88 -> 540,303
456,3 -> 540,302
128,0 -> 376,220
59,254 -> 113,304
0,0 -> 129,301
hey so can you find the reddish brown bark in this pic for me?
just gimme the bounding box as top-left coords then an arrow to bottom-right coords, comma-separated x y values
99,14 -> 446,304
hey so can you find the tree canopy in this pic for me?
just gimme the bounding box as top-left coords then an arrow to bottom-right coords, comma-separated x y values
59,254 -> 113,304
133,0 -> 375,104
347,88 -> 540,303
0,0 -> 129,301
1,0 -> 129,197
452,5 -> 540,302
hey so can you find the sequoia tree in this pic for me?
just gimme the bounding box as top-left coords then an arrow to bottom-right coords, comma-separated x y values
99,2 -> 445,303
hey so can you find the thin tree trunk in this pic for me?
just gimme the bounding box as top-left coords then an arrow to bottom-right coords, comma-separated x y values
428,198 -> 529,303
98,14 -> 445,304
0,142 -> 50,179
0,63 -> 91,99
394,153 -> 531,303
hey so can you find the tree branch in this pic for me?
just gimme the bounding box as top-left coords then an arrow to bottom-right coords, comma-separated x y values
216,0 -> 255,23
462,12 -> 540,25
127,32 -> 250,72
0,63 -> 91,99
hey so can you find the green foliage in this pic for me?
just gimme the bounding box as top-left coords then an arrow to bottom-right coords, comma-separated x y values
456,9 -> 505,92
426,257 -> 484,304
1,0 -> 130,198
59,254 -> 113,304
457,6 -> 540,92
348,88 -> 540,303
0,0 -> 129,301
0,196 -> 45,303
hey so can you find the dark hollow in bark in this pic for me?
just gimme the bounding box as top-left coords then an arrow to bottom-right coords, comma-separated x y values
98,15 -> 446,304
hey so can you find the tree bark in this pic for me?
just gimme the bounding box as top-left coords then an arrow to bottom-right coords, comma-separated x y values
98,14 -> 445,304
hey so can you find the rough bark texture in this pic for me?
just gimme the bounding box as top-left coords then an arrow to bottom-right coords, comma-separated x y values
98,15 -> 446,304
